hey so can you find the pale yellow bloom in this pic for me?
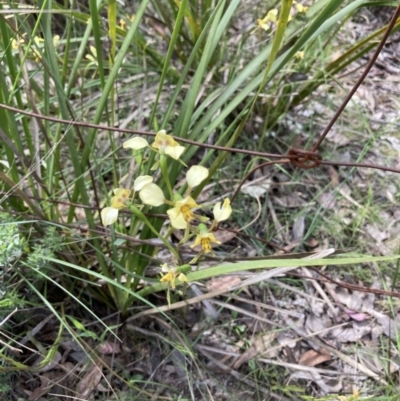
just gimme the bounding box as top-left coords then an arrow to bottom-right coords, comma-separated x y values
53,35 -> 60,47
12,33 -> 27,50
111,188 -> 131,209
257,9 -> 278,30
123,131 -> 185,160
12,38 -> 20,50
166,207 -> 188,229
167,196 -> 199,226
152,130 -> 185,160
160,264 -> 188,289
101,188 -> 131,226
213,198 -> 232,222
295,3 -> 308,13
85,45 -> 98,64
186,165 -> 209,189
32,36 -> 44,61
190,231 -> 221,254
295,51 -> 304,60
84,45 -> 99,77
119,14 -> 135,30
34,36 -> 44,45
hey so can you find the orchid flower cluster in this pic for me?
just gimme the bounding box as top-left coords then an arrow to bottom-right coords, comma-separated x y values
257,1 -> 308,32
101,130 -> 232,288
12,35 -> 60,62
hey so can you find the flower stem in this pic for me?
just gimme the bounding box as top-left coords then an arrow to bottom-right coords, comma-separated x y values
159,154 -> 174,199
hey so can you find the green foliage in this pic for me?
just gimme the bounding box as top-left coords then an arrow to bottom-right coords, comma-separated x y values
0,0 -> 398,316
0,213 -> 25,269
26,226 -> 63,274
0,372 -> 11,397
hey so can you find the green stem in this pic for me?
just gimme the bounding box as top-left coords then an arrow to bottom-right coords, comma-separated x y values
159,154 -> 174,199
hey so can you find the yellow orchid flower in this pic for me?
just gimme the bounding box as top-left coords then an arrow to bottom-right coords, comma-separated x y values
160,264 -> 188,289
53,35 -> 60,48
295,51 -> 304,60
257,9 -> 278,30
85,45 -> 98,64
166,207 -> 188,229
151,130 -> 185,160
101,188 -> 131,226
84,45 -> 99,77
110,188 -> 131,209
190,223 -> 221,255
12,33 -> 27,50
123,131 -> 185,161
167,196 -> 199,227
213,198 -> 232,222
32,36 -> 45,61
295,3 -> 308,13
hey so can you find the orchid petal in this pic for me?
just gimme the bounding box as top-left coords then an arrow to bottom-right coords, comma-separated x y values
134,175 -> 153,191
101,207 -> 119,226
139,183 -> 165,206
213,198 -> 232,222
186,165 -> 209,188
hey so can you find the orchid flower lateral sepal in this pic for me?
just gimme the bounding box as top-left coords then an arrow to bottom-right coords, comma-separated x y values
101,188 -> 132,226
123,136 -> 149,150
